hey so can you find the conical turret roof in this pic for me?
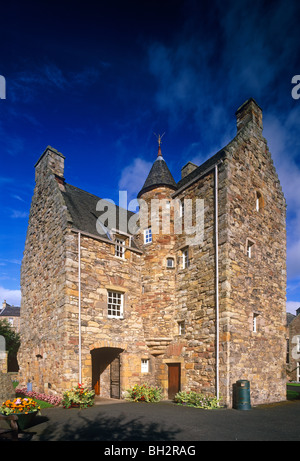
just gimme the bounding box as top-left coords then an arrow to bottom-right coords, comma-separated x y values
137,143 -> 177,198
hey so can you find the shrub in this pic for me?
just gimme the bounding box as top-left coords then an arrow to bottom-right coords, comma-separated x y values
174,390 -> 221,409
126,384 -> 163,403
62,383 -> 95,409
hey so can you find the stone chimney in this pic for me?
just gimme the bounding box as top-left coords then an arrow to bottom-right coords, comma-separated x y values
34,146 -> 65,184
235,98 -> 263,133
181,161 -> 198,179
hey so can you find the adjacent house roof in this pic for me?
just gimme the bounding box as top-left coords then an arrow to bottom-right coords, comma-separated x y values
0,303 -> 20,317
287,312 -> 296,325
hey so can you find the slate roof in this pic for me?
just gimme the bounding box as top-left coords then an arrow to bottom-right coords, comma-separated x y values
137,151 -> 178,198
61,183 -> 139,247
61,144 -> 225,242
0,303 -> 20,317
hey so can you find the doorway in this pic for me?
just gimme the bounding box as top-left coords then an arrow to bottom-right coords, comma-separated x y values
110,355 -> 121,399
91,347 -> 123,398
167,363 -> 181,399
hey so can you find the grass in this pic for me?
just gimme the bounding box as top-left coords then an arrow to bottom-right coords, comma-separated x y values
13,381 -> 55,409
287,382 -> 300,400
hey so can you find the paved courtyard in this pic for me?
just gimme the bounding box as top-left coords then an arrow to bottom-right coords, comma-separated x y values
10,398 -> 300,442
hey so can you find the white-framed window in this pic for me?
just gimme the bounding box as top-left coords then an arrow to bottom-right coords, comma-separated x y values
246,240 -> 255,258
297,362 -> 300,382
115,238 -> 125,258
141,359 -> 149,373
167,257 -> 174,268
107,291 -> 124,318
182,248 -> 189,269
253,313 -> 259,332
8,318 -> 14,326
178,321 -> 185,335
144,228 -> 152,244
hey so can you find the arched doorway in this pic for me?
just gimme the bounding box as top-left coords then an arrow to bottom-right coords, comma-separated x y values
91,347 -> 124,399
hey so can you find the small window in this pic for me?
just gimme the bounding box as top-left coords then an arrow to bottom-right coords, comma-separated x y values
115,238 -> 125,258
180,200 -> 184,218
167,257 -> 174,268
256,191 -> 263,212
246,240 -> 255,258
253,313 -> 259,332
141,359 -> 149,373
107,291 -> 124,318
144,228 -> 152,244
178,321 -> 185,335
182,248 -> 189,268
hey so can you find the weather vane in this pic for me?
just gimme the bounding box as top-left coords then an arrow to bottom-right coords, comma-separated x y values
154,132 -> 165,146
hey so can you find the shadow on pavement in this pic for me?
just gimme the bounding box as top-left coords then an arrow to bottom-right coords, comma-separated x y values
35,410 -> 180,441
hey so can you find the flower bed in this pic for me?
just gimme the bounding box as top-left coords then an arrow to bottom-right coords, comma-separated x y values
125,384 -> 163,402
62,383 -> 95,409
0,397 -> 40,415
16,388 -> 62,407
174,390 -> 221,409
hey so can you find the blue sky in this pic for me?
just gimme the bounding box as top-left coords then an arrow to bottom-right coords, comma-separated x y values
1,0 -> 300,314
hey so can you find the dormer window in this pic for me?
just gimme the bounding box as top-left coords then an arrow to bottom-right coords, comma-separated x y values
115,238 -> 125,258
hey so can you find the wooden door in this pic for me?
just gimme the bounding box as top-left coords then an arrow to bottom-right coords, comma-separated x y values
168,363 -> 181,399
110,355 -> 121,399
94,380 -> 100,395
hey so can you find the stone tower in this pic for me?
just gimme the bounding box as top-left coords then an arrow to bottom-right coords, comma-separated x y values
137,141 -> 178,341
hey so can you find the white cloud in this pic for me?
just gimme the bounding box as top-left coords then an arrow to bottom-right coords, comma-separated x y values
263,111 -> 300,281
0,286 -> 21,307
10,210 -> 28,219
286,301 -> 300,316
118,158 -> 152,203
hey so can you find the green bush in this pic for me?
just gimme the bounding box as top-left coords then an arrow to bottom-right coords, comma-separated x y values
125,384 -> 163,402
62,383 -> 95,409
174,390 -> 221,409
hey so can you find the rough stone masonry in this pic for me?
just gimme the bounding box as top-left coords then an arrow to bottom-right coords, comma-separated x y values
18,98 -> 287,407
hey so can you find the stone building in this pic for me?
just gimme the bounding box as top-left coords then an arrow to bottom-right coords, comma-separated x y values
18,98 -> 287,407
0,301 -> 20,332
287,308 -> 300,382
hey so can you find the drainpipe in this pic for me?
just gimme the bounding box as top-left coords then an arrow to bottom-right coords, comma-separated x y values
215,165 -> 219,401
78,232 -> 82,384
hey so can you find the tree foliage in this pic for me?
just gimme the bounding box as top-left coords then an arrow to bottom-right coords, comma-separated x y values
0,319 -> 20,355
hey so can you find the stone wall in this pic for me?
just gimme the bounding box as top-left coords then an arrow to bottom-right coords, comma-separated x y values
18,148 -> 70,394
221,102 -> 287,405
64,230 -> 149,393
288,314 -> 300,381
0,372 -> 15,403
